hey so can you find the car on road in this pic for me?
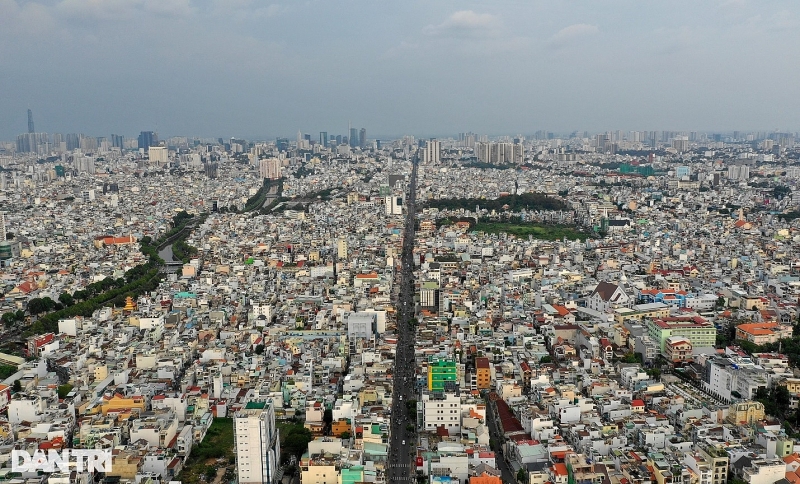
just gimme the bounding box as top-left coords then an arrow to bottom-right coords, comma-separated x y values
402,440 -> 406,445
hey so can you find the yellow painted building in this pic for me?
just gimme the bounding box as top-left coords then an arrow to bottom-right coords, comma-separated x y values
99,395 -> 146,416
475,357 -> 491,390
726,401 -> 765,425
300,464 -> 337,484
613,305 -> 670,325
107,452 -> 142,479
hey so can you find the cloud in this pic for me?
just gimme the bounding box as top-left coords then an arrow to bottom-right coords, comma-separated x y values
716,0 -> 748,9
56,0 -> 193,21
548,23 -> 599,48
423,10 -> 501,38
56,0 -> 139,20
253,4 -> 284,19
0,0 -> 59,34
210,1 -> 285,20
143,0 -> 192,17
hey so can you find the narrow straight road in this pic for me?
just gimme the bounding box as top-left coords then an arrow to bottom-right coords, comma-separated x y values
387,154 -> 419,482
486,399 -> 518,484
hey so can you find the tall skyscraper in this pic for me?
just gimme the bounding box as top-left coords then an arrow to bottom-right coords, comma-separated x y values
111,134 -> 124,149
474,141 -> 523,165
148,146 -> 168,164
673,136 -> 689,153
359,128 -> 366,148
235,399 -> 280,484
422,139 -> 441,164
75,155 -> 96,175
138,131 -> 157,150
349,127 -> 359,148
319,132 -> 328,146
728,164 -> 750,181
66,133 -> 80,151
16,133 -> 48,153
27,109 -> 34,134
259,158 -> 281,180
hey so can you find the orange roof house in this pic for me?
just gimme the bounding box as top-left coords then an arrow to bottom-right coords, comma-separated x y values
94,235 -> 136,249
470,475 -> 502,484
736,322 -> 793,344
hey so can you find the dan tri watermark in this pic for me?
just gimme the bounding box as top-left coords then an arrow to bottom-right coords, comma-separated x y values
12,450 -> 113,473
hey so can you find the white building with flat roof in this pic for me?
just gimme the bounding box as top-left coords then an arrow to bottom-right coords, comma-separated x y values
235,399 -> 280,484
148,146 -> 168,165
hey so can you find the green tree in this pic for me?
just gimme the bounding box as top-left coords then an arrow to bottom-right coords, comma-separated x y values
517,468 -> 528,483
27,298 -> 48,315
42,297 -> 57,311
775,386 -> 791,409
539,355 -> 552,364
340,431 -> 351,440
12,380 -> 21,392
42,297 -> 55,310
735,339 -> 759,355
283,426 -> 313,460
2,312 -> 15,327
57,384 -> 74,398
774,185 -> 791,200
254,344 -> 265,355
0,365 -> 17,379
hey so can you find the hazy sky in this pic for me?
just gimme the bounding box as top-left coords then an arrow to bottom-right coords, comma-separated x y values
2,0 -> 799,140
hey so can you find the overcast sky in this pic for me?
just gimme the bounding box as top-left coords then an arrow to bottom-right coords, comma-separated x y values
1,0 -> 799,140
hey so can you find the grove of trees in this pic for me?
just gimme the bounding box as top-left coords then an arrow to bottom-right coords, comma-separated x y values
425,192 -> 569,213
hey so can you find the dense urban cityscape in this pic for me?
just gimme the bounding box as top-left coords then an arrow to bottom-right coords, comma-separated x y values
1,120 -> 800,484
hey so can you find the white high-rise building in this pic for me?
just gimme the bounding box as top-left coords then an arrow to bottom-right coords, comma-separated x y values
234,399 -> 280,484
259,158 -> 281,180
75,155 -> 96,175
384,195 -> 403,215
148,146 -> 168,165
474,142 -> 523,164
423,139 -> 441,164
672,136 -> 689,152
421,391 -> 461,433
728,164 -> 750,181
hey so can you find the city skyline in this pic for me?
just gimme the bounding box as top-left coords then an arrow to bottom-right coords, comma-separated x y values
2,0 -> 800,140
6,116 -> 800,148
